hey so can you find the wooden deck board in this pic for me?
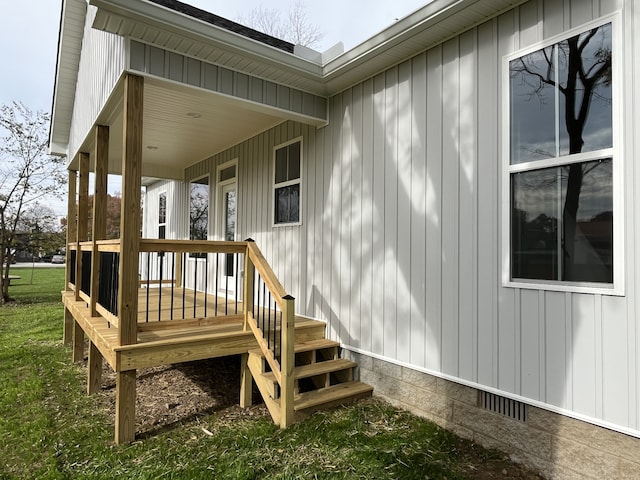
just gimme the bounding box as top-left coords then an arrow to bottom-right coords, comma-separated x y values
62,288 -> 326,372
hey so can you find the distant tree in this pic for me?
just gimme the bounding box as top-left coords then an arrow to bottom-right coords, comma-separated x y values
0,102 -> 65,303
13,204 -> 65,259
236,1 -> 324,49
87,193 -> 122,240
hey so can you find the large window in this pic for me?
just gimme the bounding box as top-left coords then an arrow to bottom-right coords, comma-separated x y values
506,20 -> 616,287
273,139 -> 301,225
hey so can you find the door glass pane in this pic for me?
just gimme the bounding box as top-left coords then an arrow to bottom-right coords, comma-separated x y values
224,190 -> 236,241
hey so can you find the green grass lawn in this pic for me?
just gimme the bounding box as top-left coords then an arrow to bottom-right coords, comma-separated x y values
0,267 -> 536,480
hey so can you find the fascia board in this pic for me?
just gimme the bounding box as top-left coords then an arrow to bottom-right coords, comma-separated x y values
90,0 -> 324,78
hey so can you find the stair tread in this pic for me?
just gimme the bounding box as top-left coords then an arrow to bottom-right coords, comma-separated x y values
293,381 -> 373,411
248,338 -> 339,358
262,358 -> 356,382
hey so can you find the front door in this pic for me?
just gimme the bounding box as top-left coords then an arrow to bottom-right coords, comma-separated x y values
216,162 -> 237,295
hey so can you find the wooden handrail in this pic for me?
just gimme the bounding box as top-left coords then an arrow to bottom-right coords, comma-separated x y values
243,241 -> 296,427
140,239 -> 247,254
246,242 -> 287,306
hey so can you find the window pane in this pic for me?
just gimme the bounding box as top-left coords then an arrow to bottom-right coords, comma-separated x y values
512,168 -> 560,280
275,147 -> 288,184
288,142 -> 301,180
219,165 -> 236,182
510,48 -> 557,164
561,159 -> 613,282
274,184 -> 300,224
190,180 -> 209,241
158,193 -> 166,224
511,159 -> 613,283
557,24 -> 612,155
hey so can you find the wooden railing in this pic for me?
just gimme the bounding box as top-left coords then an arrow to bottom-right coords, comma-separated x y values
67,237 -> 296,425
243,239 -> 295,427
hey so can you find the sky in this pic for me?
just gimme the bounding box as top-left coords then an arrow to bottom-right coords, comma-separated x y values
0,0 -> 430,217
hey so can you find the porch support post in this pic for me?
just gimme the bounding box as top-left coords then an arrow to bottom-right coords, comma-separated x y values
115,370 -> 136,445
115,73 -> 143,444
280,295 -> 295,428
75,152 -> 89,302
240,353 -> 253,408
71,154 -> 89,362
88,125 -> 109,394
65,170 -> 77,293
72,317 -> 85,363
87,341 -> 102,395
63,169 -> 77,345
90,125 -> 109,317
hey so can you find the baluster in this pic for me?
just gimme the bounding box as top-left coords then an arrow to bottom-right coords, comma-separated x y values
145,252 -> 151,323
158,252 -> 164,322
170,252 -> 175,320
204,253 -> 209,318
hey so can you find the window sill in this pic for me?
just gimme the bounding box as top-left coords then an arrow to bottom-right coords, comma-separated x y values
504,279 -> 624,296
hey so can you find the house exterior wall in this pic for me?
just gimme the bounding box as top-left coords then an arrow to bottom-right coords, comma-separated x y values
143,0 -> 640,474
171,0 -> 640,441
143,180 -> 189,240
68,4 -> 126,161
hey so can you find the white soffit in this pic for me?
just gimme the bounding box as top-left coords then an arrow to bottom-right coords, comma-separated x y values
50,0 -> 87,156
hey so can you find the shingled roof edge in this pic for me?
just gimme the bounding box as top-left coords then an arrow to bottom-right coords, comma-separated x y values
147,0 -> 296,54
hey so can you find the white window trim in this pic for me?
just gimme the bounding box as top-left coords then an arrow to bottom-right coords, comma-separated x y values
272,136 -> 303,227
215,159 -> 238,242
500,13 -> 624,296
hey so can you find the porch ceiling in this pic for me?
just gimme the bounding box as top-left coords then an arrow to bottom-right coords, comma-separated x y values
69,75 -> 286,180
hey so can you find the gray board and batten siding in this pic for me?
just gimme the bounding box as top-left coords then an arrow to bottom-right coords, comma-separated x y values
129,40 -> 327,122
170,0 -> 640,438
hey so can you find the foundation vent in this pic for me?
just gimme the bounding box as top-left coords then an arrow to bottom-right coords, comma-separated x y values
479,392 -> 527,423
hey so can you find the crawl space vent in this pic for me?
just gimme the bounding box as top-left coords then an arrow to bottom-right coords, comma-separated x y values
479,391 -> 527,423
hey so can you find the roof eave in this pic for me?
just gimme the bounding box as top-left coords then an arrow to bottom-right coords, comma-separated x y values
49,0 -> 87,158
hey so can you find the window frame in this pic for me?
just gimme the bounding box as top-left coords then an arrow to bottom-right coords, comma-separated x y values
272,137 -> 303,227
501,14 -> 624,296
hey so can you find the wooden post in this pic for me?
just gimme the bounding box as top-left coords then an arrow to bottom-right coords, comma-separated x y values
64,170 -> 78,344
279,295 -> 295,428
115,73 -> 143,444
175,252 -> 183,288
243,241 -> 255,331
63,308 -> 74,345
65,170 -> 77,292
90,125 -> 109,317
240,353 -> 253,408
87,342 -> 102,395
76,153 -> 89,302
72,318 -> 84,363
115,370 -> 136,445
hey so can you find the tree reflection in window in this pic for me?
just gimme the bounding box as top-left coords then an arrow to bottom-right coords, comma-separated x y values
509,23 -> 613,283
190,177 -> 209,243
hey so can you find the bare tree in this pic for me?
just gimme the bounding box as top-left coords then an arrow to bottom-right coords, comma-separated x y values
236,1 -> 324,49
0,102 -> 66,302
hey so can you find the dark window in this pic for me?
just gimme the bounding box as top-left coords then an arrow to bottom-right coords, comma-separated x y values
274,141 -> 301,225
508,23 -> 613,284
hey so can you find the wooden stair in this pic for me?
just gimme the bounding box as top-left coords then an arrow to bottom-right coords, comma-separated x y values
247,338 -> 373,425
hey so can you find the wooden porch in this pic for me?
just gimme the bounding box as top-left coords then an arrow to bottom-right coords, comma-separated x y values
62,73 -> 371,444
